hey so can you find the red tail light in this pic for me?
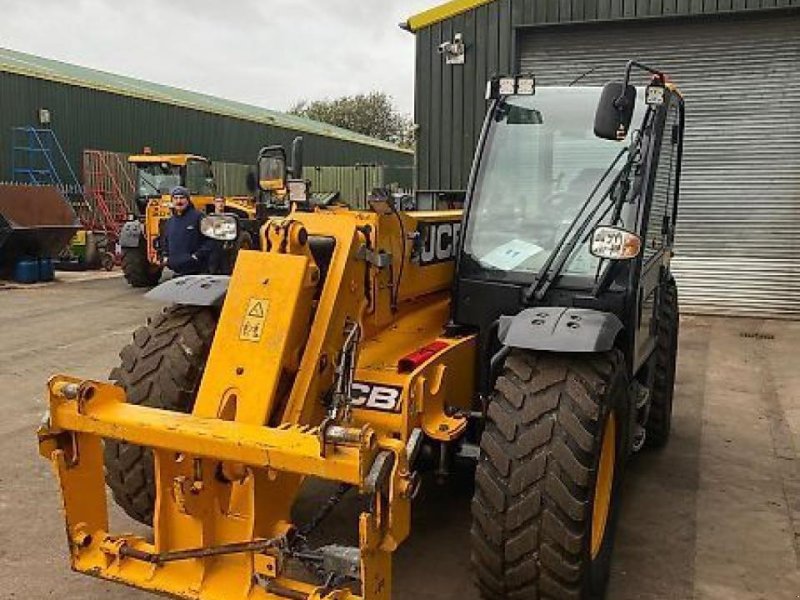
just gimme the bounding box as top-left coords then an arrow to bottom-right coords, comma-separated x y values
398,341 -> 449,373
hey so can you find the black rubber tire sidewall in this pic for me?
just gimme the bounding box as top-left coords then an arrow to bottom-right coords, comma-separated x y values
587,361 -> 630,597
101,251 -> 115,272
121,244 -> 162,288
471,350 -> 630,600
645,276 -> 680,448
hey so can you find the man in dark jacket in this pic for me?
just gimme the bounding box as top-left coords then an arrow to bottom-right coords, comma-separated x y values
161,186 -> 214,275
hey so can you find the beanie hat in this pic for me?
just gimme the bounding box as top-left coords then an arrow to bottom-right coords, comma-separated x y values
171,185 -> 191,199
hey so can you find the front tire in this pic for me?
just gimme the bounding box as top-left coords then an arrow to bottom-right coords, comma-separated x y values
471,350 -> 629,600
122,243 -> 162,288
104,305 -> 217,524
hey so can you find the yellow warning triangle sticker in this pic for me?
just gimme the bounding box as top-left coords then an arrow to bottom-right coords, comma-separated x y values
247,302 -> 264,318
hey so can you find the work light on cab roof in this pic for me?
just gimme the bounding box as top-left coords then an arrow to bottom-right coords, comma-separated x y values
486,74 -> 535,99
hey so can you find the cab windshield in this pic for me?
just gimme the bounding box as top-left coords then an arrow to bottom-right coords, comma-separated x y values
463,87 -> 642,278
135,159 -> 215,199
136,163 -> 181,199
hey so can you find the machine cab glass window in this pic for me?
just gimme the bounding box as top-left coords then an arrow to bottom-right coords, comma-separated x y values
136,162 -> 181,199
463,87 -> 645,281
185,159 -> 216,196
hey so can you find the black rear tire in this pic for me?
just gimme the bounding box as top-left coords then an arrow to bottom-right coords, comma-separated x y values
104,305 -> 217,524
122,244 -> 162,288
645,277 -> 679,448
471,350 -> 629,600
101,251 -> 115,272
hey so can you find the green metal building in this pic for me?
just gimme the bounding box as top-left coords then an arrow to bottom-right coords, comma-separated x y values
405,0 -> 800,317
0,47 -> 413,186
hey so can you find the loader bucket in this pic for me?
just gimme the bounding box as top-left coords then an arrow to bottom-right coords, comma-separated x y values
0,184 -> 80,265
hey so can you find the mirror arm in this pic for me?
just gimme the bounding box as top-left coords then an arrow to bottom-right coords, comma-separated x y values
617,60 -> 666,107
591,259 -> 622,298
609,133 -> 641,224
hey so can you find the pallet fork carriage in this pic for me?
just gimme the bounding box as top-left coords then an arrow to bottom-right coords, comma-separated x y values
39,61 -> 684,600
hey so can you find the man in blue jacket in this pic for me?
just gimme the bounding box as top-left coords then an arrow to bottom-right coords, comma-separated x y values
161,186 -> 214,276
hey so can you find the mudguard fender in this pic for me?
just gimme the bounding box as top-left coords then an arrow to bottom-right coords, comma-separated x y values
145,275 -> 230,307
498,307 -> 623,353
119,220 -> 143,248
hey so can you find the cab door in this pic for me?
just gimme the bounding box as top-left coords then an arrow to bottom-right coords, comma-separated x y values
634,96 -> 682,371
185,158 -> 217,198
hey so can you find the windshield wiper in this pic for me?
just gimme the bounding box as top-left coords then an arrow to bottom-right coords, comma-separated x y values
139,177 -> 164,197
524,146 -> 636,303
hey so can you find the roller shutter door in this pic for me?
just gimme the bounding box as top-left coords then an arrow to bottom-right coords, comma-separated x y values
518,13 -> 800,317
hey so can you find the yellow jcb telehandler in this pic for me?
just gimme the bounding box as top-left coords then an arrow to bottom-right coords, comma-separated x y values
38,61 -> 684,599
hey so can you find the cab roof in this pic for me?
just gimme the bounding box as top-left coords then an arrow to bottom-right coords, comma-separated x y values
128,154 -> 208,166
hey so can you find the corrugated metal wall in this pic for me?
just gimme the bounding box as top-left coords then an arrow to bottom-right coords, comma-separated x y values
415,0 -> 513,193
414,0 -> 800,192
0,72 -> 413,186
211,162 -> 252,197
213,163 -> 390,207
517,14 -> 800,317
303,166 -> 384,209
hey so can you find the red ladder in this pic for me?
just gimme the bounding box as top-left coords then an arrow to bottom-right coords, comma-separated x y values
82,150 -> 136,240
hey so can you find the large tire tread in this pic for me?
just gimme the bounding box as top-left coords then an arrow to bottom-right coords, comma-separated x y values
472,350 -> 625,600
122,245 -> 162,288
104,305 -> 216,524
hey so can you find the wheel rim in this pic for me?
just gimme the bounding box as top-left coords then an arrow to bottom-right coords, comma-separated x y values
591,411 -> 616,560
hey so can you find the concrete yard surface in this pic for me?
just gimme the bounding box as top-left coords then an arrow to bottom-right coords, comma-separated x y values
0,277 -> 798,599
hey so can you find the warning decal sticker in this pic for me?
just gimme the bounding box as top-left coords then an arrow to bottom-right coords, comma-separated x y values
239,298 -> 269,342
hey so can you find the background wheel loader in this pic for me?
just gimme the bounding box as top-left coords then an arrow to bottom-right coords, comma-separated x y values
120,152 -> 258,287
38,61 -> 684,600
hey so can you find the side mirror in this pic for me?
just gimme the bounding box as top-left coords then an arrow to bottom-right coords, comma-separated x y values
257,146 -> 288,192
290,136 -> 304,179
594,82 -> 636,141
590,226 -> 641,260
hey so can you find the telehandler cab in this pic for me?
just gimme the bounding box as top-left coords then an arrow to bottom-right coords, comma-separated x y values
120,153 -> 258,287
38,61 -> 684,600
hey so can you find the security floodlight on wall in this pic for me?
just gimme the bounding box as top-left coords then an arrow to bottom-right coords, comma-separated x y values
38,109 -> 51,125
438,33 -> 465,65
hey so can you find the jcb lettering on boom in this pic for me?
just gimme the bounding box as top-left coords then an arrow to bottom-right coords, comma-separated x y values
351,382 -> 403,412
418,220 -> 461,265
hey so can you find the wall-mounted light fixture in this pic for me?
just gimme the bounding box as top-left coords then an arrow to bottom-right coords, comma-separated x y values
438,33 -> 465,65
38,108 -> 51,125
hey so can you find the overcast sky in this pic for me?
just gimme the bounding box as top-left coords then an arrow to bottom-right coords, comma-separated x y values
0,0 -> 435,116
